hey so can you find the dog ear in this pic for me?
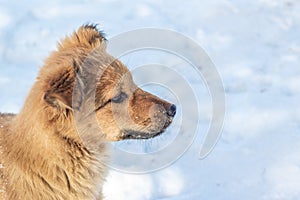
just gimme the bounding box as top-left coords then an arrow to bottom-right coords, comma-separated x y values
44,60 -> 84,110
80,24 -> 107,47
58,23 -> 107,51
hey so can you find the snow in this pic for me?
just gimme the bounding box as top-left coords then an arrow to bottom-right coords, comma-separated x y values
1,0 -> 300,199
0,8 -> 11,29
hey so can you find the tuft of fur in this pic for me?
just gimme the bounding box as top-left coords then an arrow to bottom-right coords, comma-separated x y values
58,23 -> 106,51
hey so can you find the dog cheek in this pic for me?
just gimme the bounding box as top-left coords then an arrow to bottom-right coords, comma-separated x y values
95,108 -> 123,141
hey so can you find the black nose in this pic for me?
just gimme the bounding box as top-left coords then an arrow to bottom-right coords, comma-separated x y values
166,104 -> 176,117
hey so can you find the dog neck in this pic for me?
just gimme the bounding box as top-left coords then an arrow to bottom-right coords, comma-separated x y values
3,85 -> 109,199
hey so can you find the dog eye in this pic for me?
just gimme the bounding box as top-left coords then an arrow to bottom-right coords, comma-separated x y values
111,92 -> 127,103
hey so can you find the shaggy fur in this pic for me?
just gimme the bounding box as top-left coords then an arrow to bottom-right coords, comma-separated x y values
0,24 -> 175,200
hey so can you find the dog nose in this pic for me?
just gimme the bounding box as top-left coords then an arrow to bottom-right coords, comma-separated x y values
167,104 -> 176,117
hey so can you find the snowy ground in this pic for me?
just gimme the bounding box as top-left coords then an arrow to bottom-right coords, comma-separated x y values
1,0 -> 300,199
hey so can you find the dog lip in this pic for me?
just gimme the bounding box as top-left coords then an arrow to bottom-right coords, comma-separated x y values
121,129 -> 165,140
121,117 -> 174,140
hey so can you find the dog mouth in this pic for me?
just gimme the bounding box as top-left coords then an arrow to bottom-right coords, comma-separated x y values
121,117 -> 174,140
121,129 -> 165,140
122,124 -> 172,140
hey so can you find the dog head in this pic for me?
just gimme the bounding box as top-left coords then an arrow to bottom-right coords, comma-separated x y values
41,24 -> 176,141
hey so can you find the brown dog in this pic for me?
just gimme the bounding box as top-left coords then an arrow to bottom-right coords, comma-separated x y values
0,24 -> 176,200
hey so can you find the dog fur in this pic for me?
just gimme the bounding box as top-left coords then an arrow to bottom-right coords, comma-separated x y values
0,24 -> 175,200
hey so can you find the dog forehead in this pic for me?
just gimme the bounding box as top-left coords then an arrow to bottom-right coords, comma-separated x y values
94,59 -> 132,92
100,59 -> 130,82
